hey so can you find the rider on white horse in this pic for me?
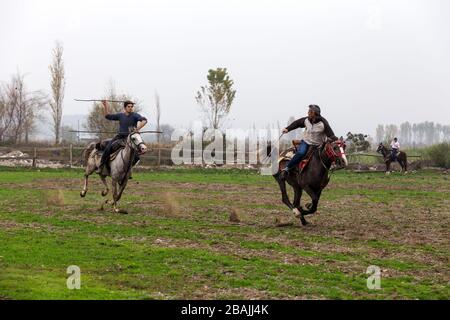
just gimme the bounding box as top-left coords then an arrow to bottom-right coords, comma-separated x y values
97,100 -> 148,176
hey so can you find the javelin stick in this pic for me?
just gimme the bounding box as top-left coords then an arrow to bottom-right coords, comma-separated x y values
68,130 -> 163,134
74,99 -> 135,103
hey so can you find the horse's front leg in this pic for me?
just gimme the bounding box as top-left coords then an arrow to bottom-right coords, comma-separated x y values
100,175 -> 109,196
301,186 -> 321,216
274,174 -> 307,225
292,186 -> 308,226
112,178 -> 129,214
111,180 -> 119,213
293,184 -> 301,209
274,175 -> 294,211
385,160 -> 391,175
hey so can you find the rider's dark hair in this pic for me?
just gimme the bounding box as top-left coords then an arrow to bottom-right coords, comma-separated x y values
309,105 -> 321,116
123,100 -> 134,109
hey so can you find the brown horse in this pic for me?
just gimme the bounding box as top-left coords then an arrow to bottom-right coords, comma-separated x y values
376,143 -> 408,174
272,140 -> 348,225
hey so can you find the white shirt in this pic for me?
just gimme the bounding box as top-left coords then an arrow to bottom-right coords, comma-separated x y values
302,118 -> 326,146
391,141 -> 400,150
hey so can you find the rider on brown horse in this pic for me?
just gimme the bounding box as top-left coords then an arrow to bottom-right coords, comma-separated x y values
390,137 -> 400,161
280,105 -> 338,180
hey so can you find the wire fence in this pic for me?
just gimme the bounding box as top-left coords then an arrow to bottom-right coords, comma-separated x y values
0,144 -> 269,168
0,144 -> 423,169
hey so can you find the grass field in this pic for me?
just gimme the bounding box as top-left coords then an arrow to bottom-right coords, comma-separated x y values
0,167 -> 449,299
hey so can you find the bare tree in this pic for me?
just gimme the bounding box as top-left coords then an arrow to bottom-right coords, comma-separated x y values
3,72 -> 46,144
0,81 -> 18,142
49,41 -> 65,145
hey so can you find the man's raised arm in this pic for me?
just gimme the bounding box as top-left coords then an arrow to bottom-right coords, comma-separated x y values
101,100 -> 110,116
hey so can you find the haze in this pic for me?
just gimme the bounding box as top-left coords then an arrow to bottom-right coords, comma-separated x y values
1,0 -> 449,138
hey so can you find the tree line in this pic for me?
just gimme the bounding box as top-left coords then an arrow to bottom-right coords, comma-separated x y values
375,122 -> 450,147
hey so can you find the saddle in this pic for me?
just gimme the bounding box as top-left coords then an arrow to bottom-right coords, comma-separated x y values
390,149 -> 399,161
95,139 -> 126,161
278,140 -> 316,173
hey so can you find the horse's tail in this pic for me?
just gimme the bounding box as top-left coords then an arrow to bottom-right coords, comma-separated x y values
82,142 -> 97,167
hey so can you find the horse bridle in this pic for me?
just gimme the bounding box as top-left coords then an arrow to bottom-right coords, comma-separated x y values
326,141 -> 346,160
127,132 -> 146,153
320,140 -> 347,170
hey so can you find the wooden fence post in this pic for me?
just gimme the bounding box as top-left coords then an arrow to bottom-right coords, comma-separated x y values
32,147 -> 37,168
69,144 -> 73,168
158,146 -> 161,167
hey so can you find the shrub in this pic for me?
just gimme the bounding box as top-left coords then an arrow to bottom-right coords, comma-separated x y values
426,143 -> 450,168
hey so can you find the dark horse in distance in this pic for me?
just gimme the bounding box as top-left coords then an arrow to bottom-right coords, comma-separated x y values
376,143 -> 408,174
272,140 -> 348,225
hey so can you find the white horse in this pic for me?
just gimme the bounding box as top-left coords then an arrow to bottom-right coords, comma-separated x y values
80,132 -> 148,213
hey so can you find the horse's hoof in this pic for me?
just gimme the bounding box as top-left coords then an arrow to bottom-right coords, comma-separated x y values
292,208 -> 301,218
119,210 -> 128,215
300,216 -> 308,226
101,190 -> 108,197
80,191 -> 86,198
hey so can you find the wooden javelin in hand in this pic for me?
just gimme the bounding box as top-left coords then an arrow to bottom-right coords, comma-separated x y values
74,99 -> 134,103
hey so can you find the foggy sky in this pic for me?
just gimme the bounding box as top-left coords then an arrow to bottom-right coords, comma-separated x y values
1,0 -> 449,138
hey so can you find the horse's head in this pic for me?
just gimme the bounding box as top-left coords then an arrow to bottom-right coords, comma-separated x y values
324,140 -> 348,167
376,143 -> 385,154
128,132 -> 148,155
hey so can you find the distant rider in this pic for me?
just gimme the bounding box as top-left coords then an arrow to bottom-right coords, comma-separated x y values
390,137 -> 400,161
